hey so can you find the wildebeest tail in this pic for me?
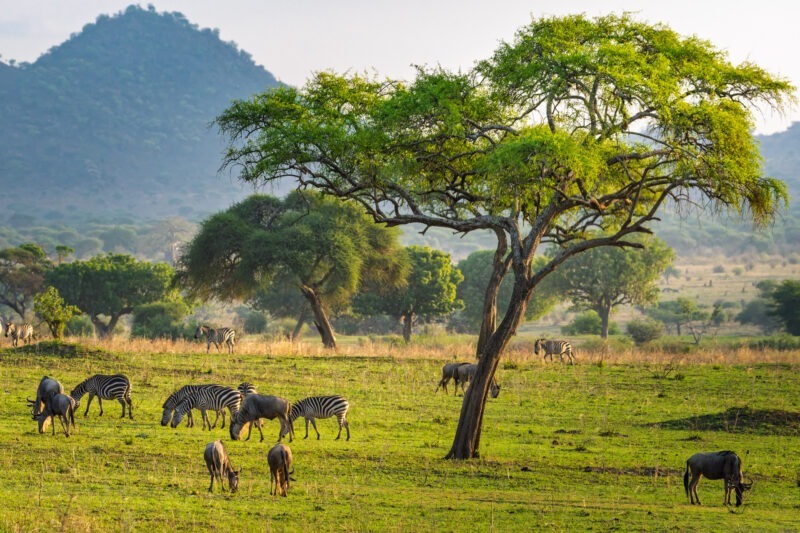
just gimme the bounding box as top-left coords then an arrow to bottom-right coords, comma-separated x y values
281,447 -> 291,489
683,461 -> 689,496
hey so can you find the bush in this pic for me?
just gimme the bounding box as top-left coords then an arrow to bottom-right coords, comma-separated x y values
65,315 -> 94,337
131,301 -> 191,340
243,311 -> 267,334
626,319 -> 664,345
562,311 -> 619,336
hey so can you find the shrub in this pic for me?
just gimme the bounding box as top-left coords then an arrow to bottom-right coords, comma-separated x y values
626,319 -> 664,345
131,301 -> 191,340
562,311 -> 619,336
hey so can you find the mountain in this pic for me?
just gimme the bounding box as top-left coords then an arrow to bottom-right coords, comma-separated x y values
0,5 -> 280,225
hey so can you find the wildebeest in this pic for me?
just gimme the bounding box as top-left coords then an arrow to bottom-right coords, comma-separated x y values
35,393 -> 76,437
456,363 -> 501,398
267,443 -> 294,497
27,376 -> 64,421
435,362 -> 470,394
5,321 -> 34,347
229,394 -> 293,443
684,451 -> 752,506
204,440 -> 240,493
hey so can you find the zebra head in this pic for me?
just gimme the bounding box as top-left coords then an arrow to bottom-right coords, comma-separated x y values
194,325 -> 208,339
533,338 -> 546,355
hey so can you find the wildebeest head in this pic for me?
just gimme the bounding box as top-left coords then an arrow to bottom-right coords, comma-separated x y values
490,381 -> 501,399
228,468 -> 241,493
729,478 -> 753,507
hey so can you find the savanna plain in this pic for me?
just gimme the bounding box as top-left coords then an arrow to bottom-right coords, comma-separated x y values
1,337 -> 799,532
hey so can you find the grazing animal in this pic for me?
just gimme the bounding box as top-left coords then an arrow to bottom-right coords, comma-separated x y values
267,443 -> 294,497
435,362 -> 470,394
237,382 -> 264,436
534,338 -> 575,364
70,374 -> 133,419
230,394 -> 293,443
170,385 -> 243,430
5,321 -> 34,347
204,440 -> 240,493
27,376 -> 64,420
282,395 -> 351,441
684,451 -> 752,506
36,393 -> 76,437
456,364 -> 501,398
194,325 -> 236,354
161,384 -> 227,428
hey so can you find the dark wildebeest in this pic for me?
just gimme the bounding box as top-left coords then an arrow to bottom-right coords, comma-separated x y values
684,451 -> 752,506
435,362 -> 470,394
27,376 -> 64,421
456,363 -> 501,398
35,393 -> 76,437
229,394 -> 293,443
204,440 -> 240,493
268,443 -> 294,497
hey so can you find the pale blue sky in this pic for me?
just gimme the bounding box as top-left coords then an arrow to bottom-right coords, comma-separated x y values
1,1 -> 795,134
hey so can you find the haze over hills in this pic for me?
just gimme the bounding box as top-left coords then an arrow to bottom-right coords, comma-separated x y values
0,5 -> 279,225
0,4 -> 799,260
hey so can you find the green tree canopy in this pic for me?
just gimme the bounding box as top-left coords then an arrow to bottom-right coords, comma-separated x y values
355,245 -> 462,341
176,191 -> 407,348
214,13 -> 794,459
47,253 -> 178,338
34,286 -> 81,340
0,243 -> 52,319
769,280 -> 800,335
551,235 -> 674,338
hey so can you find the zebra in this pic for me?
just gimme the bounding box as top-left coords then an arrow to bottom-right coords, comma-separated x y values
282,395 -> 350,441
534,338 -> 575,364
162,384 -> 238,428
170,385 -> 243,430
194,325 -> 236,354
70,374 -> 133,419
5,321 -> 34,347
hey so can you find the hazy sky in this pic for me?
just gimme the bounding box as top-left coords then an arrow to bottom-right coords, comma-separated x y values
1,1 -> 796,134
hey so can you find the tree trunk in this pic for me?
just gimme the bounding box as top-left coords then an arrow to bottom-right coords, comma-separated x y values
90,313 -> 121,339
401,309 -> 414,342
446,280 -> 529,459
300,285 -> 336,348
291,307 -> 310,340
476,231 -> 509,357
598,303 -> 612,339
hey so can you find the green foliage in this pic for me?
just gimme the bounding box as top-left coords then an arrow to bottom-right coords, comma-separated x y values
241,310 -> 268,334
626,319 -> 665,345
562,310 -> 620,336
47,253 -> 178,338
769,279 -> 800,335
736,298 -> 782,334
131,301 -> 192,340
33,286 -> 81,339
65,315 -> 93,337
0,243 -> 53,319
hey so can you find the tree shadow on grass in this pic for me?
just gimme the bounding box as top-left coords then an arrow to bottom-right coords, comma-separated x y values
655,406 -> 800,436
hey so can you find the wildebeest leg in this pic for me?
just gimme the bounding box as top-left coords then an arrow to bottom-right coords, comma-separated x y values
689,474 -> 701,504
207,464 -> 215,492
58,414 -> 69,437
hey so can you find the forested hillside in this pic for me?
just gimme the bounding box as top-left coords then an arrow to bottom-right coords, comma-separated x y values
0,5 -> 279,225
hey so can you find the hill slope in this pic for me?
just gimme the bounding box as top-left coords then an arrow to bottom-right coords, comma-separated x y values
0,5 -> 279,225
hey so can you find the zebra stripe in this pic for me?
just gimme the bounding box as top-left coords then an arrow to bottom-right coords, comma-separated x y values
5,322 -> 34,347
70,374 -> 133,419
534,338 -> 575,364
194,325 -> 236,354
161,385 -> 208,427
237,382 -> 258,396
170,385 -> 243,430
288,395 -> 350,441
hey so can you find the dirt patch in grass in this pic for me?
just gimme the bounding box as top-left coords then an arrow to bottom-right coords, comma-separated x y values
654,406 -> 800,436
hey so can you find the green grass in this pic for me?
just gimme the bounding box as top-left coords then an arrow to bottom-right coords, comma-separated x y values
1,341 -> 799,532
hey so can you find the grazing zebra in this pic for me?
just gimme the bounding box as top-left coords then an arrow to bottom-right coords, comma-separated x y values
162,384 -> 232,428
170,385 -> 243,430
194,325 -> 236,354
5,321 -> 34,347
70,374 -> 133,419
237,382 -> 258,396
282,395 -> 350,441
534,338 -> 575,364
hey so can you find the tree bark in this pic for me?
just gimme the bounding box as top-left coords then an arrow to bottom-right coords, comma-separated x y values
476,232 -> 510,357
446,280 -> 529,459
401,309 -> 414,342
90,313 -> 122,339
300,285 -> 336,348
291,307 -> 310,341
598,302 -> 611,339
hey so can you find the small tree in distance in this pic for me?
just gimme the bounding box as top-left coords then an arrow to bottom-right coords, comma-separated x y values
34,286 -> 81,340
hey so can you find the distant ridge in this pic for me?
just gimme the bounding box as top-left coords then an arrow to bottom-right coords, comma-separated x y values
0,5 -> 281,225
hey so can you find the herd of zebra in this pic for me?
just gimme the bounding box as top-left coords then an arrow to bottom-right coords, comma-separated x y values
27,370 -> 350,496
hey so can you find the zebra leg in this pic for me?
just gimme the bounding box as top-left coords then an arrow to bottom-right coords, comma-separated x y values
303,418 -> 311,439
201,409 -> 212,430
97,397 -> 104,416
309,418 -> 320,440
127,395 -> 134,419
343,419 -> 350,441
84,394 -> 95,417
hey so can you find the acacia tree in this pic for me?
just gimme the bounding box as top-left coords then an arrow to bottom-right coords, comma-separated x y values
552,235 -> 674,338
176,191 -> 406,348
47,253 -> 178,338
0,244 -> 52,319
355,245 -> 462,342
214,14 -> 793,458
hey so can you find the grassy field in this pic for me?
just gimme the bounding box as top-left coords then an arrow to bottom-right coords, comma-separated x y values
1,338 -> 799,532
